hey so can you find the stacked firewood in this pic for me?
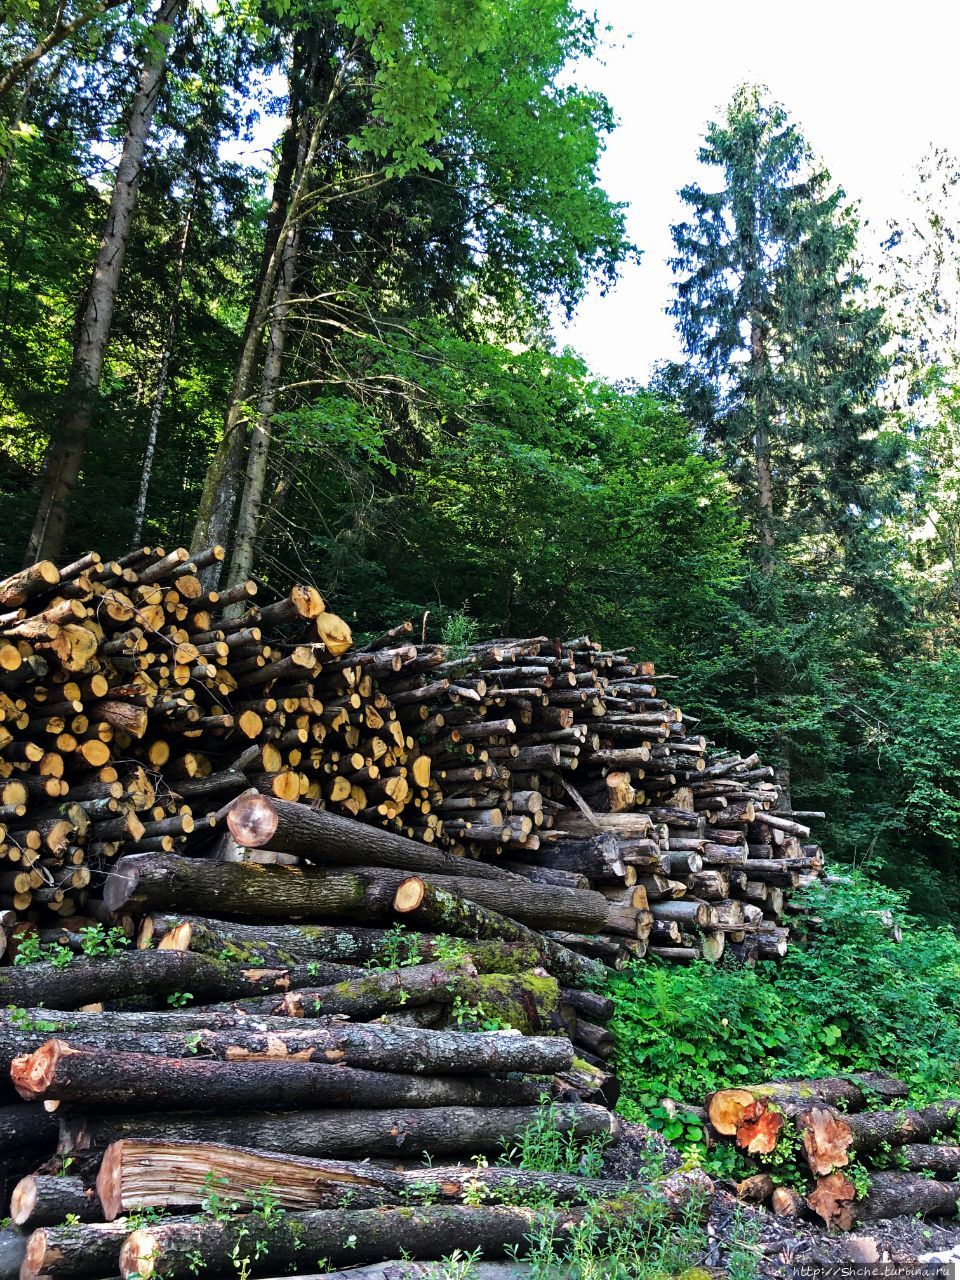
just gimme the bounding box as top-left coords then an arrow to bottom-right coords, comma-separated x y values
0,551 -> 824,971
704,1077 -> 960,1228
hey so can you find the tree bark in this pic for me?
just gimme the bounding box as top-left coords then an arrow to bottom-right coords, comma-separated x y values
227,795 -> 516,882
19,1219 -> 140,1280
391,880 -> 605,988
226,199 -> 301,588
12,1040 -> 543,1111
24,0 -> 182,564
0,948 -> 364,1010
97,1138 -> 639,1219
132,181 -> 196,544
392,872 -> 608,934
103,851 -> 404,919
63,1102 -> 618,1159
10,1174 -> 100,1228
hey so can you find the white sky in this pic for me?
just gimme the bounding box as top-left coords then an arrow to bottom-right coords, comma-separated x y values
553,0 -> 960,383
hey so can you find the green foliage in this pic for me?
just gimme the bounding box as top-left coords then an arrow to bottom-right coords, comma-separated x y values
611,872 -> 960,1150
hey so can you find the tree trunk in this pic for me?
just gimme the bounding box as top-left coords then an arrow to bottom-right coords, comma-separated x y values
103,851 -> 403,919
137,913 -> 540,974
0,947 -> 364,1010
391,879 -> 605,988
24,0 -> 182,564
119,1205 -> 587,1280
132,181 -> 196,544
10,1175 -> 100,1228
13,1040 -> 544,1112
392,872 -> 608,934
856,1171 -> 960,1222
226,205 -> 301,588
20,1220 -> 136,1280
0,1016 -> 571,1077
97,1138 -> 639,1219
227,795 -> 515,882
63,1102 -> 618,1159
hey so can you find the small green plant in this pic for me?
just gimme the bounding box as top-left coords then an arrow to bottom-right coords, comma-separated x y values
62,1213 -> 81,1226
437,1247 -> 484,1280
78,923 -> 129,957
449,996 -> 512,1032
5,1005 -> 60,1033
440,609 -> 479,659
367,924 -> 423,971
58,1155 -> 74,1176
13,935 -> 76,969
167,991 -> 194,1008
500,1099 -> 608,1176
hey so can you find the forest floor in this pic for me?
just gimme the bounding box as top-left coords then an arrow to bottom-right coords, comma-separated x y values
606,1124 -> 960,1277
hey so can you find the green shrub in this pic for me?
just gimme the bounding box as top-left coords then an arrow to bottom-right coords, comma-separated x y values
610,871 -> 960,1132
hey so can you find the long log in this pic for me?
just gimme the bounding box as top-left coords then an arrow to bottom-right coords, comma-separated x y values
391,880 -> 605,988
797,1099 -> 960,1174
103,853 -> 403,920
96,1138 -> 640,1219
63,1103 -> 619,1159
137,914 -> 540,974
391,873 -> 609,933
227,795 -> 514,882
118,1205 -> 582,1280
856,1171 -> 960,1221
0,949 -> 364,1010
13,1040 -> 543,1111
0,1011 -> 571,1076
896,1143 -> 960,1176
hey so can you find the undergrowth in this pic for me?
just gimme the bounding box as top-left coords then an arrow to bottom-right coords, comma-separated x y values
610,871 -> 960,1177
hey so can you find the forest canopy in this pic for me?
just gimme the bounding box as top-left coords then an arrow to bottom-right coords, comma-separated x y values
4,2 -> 960,913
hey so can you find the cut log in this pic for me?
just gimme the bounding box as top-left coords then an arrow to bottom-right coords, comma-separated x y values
10,1175 -> 99,1227
391,880 -> 605,988
97,1138 -> 640,1219
856,1170 -> 960,1221
63,1102 -> 619,1159
897,1143 -> 960,1176
13,1040 -> 543,1111
806,1172 -> 856,1230
227,796 -> 513,882
19,1219 -> 137,1280
391,873 -> 609,933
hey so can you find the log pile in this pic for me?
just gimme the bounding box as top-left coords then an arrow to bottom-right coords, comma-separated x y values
706,1077 -> 960,1228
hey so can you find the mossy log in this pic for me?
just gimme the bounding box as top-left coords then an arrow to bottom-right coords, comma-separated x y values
97,1138 -> 640,1219
391,880 -> 605,988
103,853 -> 402,920
13,1040 -> 543,1112
227,795 -> 514,882
0,949 -> 363,1010
63,1102 -> 618,1159
137,914 -> 540,974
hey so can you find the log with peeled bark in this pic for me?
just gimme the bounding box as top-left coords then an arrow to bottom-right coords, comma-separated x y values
14,1040 -> 544,1112
856,1171 -> 960,1221
209,958 -> 482,1019
0,948 -> 364,1009
227,795 -> 513,882
104,852 -> 403,920
391,880 -> 605,988
1,1014 -> 572,1077
63,1102 -> 619,1159
137,914 -> 541,975
96,1138 -> 642,1219
10,1174 -> 99,1227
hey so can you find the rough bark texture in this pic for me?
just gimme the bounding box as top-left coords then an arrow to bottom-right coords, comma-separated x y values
24,0 -> 181,563
63,1102 -> 618,1159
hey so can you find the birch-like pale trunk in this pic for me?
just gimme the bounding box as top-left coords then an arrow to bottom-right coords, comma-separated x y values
130,188 -> 195,544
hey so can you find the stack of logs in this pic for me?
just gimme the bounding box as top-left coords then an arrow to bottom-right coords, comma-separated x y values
705,1078 -> 960,1228
0,548 -> 826,972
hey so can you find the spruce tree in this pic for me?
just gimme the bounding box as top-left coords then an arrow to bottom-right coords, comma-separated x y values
665,84 -> 906,806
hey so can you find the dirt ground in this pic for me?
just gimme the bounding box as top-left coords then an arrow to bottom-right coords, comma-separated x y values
604,1123 -> 960,1277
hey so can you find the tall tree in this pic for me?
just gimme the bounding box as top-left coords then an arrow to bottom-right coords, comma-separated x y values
23,0 -> 181,563
665,84 -> 904,801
